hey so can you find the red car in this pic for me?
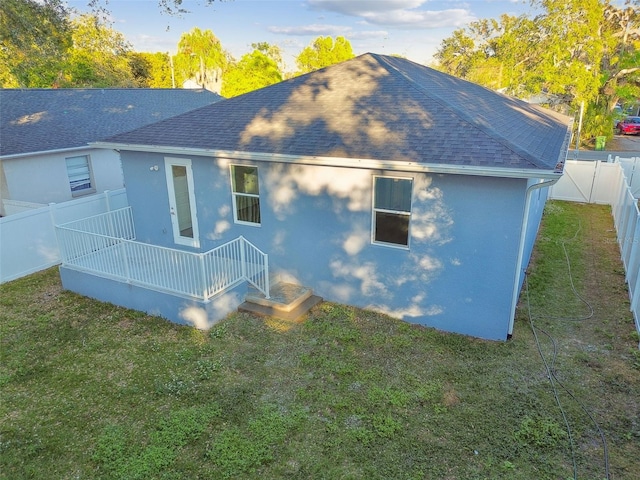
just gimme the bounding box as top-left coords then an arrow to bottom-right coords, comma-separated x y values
617,116 -> 640,135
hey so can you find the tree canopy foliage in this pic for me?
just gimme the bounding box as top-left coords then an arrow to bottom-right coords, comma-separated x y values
222,47 -> 283,98
434,0 -> 640,143
1,1 -> 356,98
0,0 -> 72,87
63,14 -> 135,87
295,36 -> 355,75
173,27 -> 228,92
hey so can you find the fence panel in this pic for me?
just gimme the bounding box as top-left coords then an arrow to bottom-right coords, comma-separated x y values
0,208 -> 60,282
548,160 -> 597,203
549,160 -> 625,204
0,189 -> 128,283
617,157 -> 640,198
1,199 -> 47,216
591,162 -> 624,204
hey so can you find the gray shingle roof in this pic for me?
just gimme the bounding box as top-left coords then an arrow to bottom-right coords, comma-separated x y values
0,88 -> 223,157
101,54 -> 572,171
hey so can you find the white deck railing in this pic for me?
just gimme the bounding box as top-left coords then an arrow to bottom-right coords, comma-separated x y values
56,208 -> 270,300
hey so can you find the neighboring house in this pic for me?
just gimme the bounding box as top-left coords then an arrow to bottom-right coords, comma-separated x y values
59,53 -> 572,341
0,88 -> 222,216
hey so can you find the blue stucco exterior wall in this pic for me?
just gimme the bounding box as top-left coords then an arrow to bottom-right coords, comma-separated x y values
59,265 -> 247,329
519,180 -> 551,293
122,152 -> 532,340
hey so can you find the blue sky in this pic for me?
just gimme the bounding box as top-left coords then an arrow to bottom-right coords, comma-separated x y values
69,0 -> 534,71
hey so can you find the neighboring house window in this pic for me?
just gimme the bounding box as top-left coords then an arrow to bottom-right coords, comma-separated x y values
231,165 -> 261,225
66,155 -> 94,195
372,176 -> 413,247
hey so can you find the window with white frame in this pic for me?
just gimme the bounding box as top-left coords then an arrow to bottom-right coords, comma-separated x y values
372,176 -> 413,247
65,155 -> 93,195
230,165 -> 261,225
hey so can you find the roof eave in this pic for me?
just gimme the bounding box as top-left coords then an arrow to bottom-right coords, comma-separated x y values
90,141 -> 564,180
0,145 -> 91,160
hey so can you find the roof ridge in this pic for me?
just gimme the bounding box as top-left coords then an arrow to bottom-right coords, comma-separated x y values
371,53 -> 553,169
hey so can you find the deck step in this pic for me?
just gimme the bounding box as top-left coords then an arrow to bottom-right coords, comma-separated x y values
239,294 -> 323,322
240,282 -> 322,321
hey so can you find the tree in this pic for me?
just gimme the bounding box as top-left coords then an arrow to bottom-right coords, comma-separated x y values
433,0 -> 640,144
252,42 -> 285,73
173,27 -> 228,92
222,49 -> 283,98
600,0 -> 640,111
133,52 -> 175,88
295,36 -> 355,75
60,14 -> 135,87
0,0 -> 72,87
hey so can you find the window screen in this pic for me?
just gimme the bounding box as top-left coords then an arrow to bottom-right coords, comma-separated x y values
66,155 -> 92,193
373,176 -> 412,246
231,165 -> 261,224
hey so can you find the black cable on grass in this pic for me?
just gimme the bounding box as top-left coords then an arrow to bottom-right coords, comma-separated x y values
535,326 -> 610,480
533,221 -> 594,322
524,220 -> 610,480
524,275 -> 578,480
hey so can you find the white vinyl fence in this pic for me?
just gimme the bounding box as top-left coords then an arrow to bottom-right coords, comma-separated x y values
1,199 -> 48,216
0,189 -> 128,283
550,157 -> 640,338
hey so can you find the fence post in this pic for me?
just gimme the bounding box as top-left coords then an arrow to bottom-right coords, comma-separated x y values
104,190 -> 111,213
48,202 -> 57,227
48,202 -> 64,265
631,273 -> 640,334
627,220 -> 640,285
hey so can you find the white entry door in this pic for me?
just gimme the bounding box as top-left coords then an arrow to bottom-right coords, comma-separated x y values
165,157 -> 199,248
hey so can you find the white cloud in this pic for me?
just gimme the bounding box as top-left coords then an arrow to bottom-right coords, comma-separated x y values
349,30 -> 389,39
308,0 -> 426,15
363,9 -> 476,29
307,0 -> 476,29
269,24 -> 352,36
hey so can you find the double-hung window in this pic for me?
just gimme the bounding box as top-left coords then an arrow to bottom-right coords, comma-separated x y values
65,155 -> 94,195
231,165 -> 261,225
372,176 -> 413,247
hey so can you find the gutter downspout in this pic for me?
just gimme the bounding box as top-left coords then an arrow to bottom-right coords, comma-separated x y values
507,177 -> 560,337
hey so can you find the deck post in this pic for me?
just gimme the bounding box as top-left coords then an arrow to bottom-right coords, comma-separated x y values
264,254 -> 270,299
239,236 -> 247,280
120,241 -> 131,282
199,254 -> 208,300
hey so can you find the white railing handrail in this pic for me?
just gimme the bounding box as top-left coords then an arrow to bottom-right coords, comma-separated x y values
238,236 -> 270,299
57,206 -> 135,239
57,206 -> 131,228
56,217 -> 270,300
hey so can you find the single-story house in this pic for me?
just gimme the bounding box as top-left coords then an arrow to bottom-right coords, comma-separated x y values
59,53 -> 572,340
0,88 -> 222,215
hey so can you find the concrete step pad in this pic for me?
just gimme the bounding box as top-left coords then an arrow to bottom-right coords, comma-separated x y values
245,282 -> 313,313
238,294 -> 323,322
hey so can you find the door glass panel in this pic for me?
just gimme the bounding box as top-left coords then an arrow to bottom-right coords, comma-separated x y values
171,165 -> 193,238
165,157 -> 199,248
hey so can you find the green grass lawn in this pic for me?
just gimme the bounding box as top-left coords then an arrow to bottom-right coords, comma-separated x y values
1,201 -> 639,480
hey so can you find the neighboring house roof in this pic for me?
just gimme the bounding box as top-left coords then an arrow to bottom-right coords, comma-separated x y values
98,53 -> 572,177
0,88 -> 223,158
